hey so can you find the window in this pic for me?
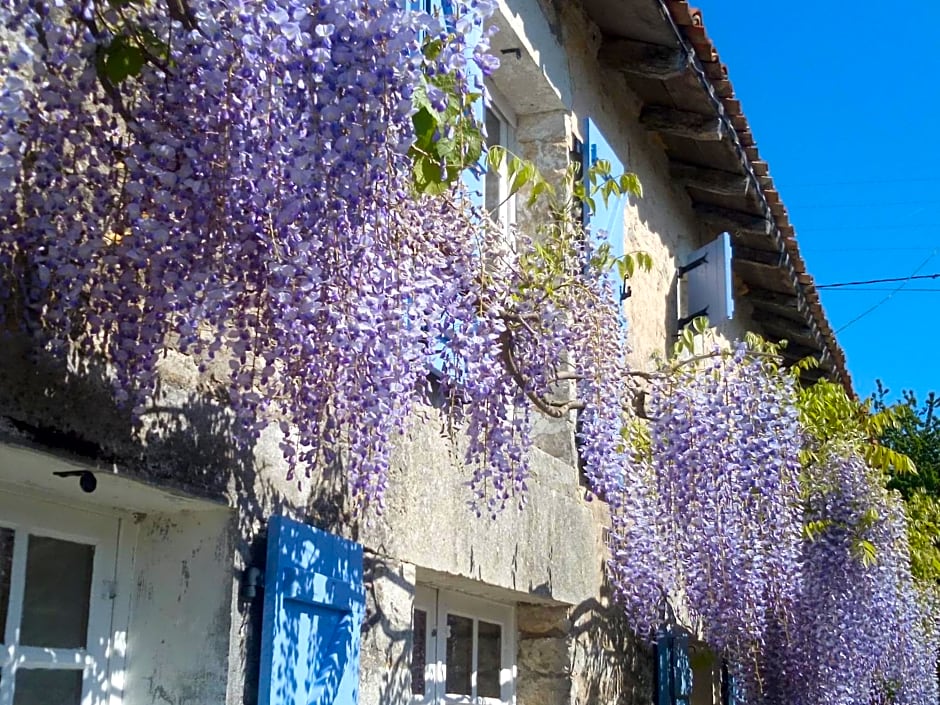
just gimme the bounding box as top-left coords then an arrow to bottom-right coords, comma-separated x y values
482,89 -> 517,240
0,491 -> 124,705
411,587 -> 515,704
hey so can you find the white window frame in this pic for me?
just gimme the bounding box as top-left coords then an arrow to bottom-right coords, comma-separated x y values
0,489 -> 132,705
483,85 -> 517,240
413,586 -> 515,705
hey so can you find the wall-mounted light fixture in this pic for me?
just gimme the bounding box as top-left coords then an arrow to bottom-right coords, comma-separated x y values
241,566 -> 265,600
52,470 -> 97,493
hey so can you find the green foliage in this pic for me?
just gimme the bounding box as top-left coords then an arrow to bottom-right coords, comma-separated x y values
97,36 -> 149,84
874,385 -> 940,499
797,379 -> 915,477
409,59 -> 485,195
672,315 -> 710,357
904,490 -> 940,582
88,1 -> 173,89
873,384 -> 940,582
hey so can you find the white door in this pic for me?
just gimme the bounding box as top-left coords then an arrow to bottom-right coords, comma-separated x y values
0,491 -> 120,705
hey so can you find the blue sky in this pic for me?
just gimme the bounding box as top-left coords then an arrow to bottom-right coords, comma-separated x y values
694,2 -> 940,405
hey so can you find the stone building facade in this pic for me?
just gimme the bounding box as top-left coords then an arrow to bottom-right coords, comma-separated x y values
0,1 -> 848,704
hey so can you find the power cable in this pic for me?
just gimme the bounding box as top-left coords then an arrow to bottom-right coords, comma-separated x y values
802,247 -> 937,253
823,287 -> 940,293
817,273 -> 940,290
790,199 -> 940,210
785,175 -> 940,188
798,224 -> 940,233
835,251 -> 939,334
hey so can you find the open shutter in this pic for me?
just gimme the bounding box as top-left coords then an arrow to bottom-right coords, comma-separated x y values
456,2 -> 486,208
680,232 -> 734,325
258,515 -> 365,705
671,630 -> 692,704
584,118 -> 627,260
584,118 -> 631,306
655,625 -> 693,705
656,631 -> 672,705
721,661 -> 739,705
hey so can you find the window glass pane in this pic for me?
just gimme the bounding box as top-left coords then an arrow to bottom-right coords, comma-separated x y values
20,536 -> 94,648
0,527 -> 14,641
411,608 -> 427,696
13,668 -> 83,705
445,614 -> 473,696
477,620 -> 502,698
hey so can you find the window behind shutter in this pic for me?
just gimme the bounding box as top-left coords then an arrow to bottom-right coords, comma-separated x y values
258,515 -> 365,705
584,118 -> 630,306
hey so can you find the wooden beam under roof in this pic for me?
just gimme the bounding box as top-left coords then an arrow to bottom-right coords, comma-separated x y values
776,340 -> 831,366
734,245 -> 784,268
795,364 -> 832,384
747,289 -> 806,324
670,161 -> 750,197
756,317 -> 820,350
694,203 -> 772,238
744,287 -> 799,308
639,106 -> 724,141
598,37 -> 692,80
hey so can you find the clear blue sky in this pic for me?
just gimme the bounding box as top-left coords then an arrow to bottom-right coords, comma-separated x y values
694,2 -> 940,405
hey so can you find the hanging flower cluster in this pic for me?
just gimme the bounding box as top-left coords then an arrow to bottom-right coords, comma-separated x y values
0,0 -> 523,510
606,343 -> 940,703
766,454 -> 940,705
3,0 -> 939,697
607,346 -> 804,687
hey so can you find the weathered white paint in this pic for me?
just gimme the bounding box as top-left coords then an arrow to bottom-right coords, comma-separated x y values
123,510 -> 234,705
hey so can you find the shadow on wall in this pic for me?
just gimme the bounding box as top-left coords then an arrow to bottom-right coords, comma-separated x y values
570,595 -> 655,705
517,585 -> 655,705
361,552 -> 415,705
0,332 -> 363,704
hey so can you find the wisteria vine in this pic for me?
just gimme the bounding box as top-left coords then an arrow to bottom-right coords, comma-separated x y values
2,0 -> 939,700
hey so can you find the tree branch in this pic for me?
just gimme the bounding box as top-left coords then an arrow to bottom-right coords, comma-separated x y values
499,329 -> 583,419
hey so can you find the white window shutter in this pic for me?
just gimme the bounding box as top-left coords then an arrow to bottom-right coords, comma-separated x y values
682,232 -> 734,324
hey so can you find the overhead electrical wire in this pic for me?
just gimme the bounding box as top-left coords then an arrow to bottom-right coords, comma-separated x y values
817,273 -> 940,290
790,199 -> 940,210
799,223 -> 940,233
834,251 -> 939,334
785,175 -> 940,188
823,287 -> 940,293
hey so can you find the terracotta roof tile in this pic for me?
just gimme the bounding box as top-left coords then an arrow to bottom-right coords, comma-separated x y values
663,1 -> 853,393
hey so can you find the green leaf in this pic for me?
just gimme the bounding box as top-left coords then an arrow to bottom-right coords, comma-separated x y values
853,538 -> 878,567
692,316 -> 709,335
99,36 -> 148,84
487,145 -> 506,175
619,172 -> 643,197
138,28 -> 170,61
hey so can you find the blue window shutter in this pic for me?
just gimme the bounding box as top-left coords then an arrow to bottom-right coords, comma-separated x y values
721,662 -> 738,705
258,515 -> 365,705
656,626 -> 693,705
584,118 -> 626,260
656,631 -> 672,705
671,630 -> 692,703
